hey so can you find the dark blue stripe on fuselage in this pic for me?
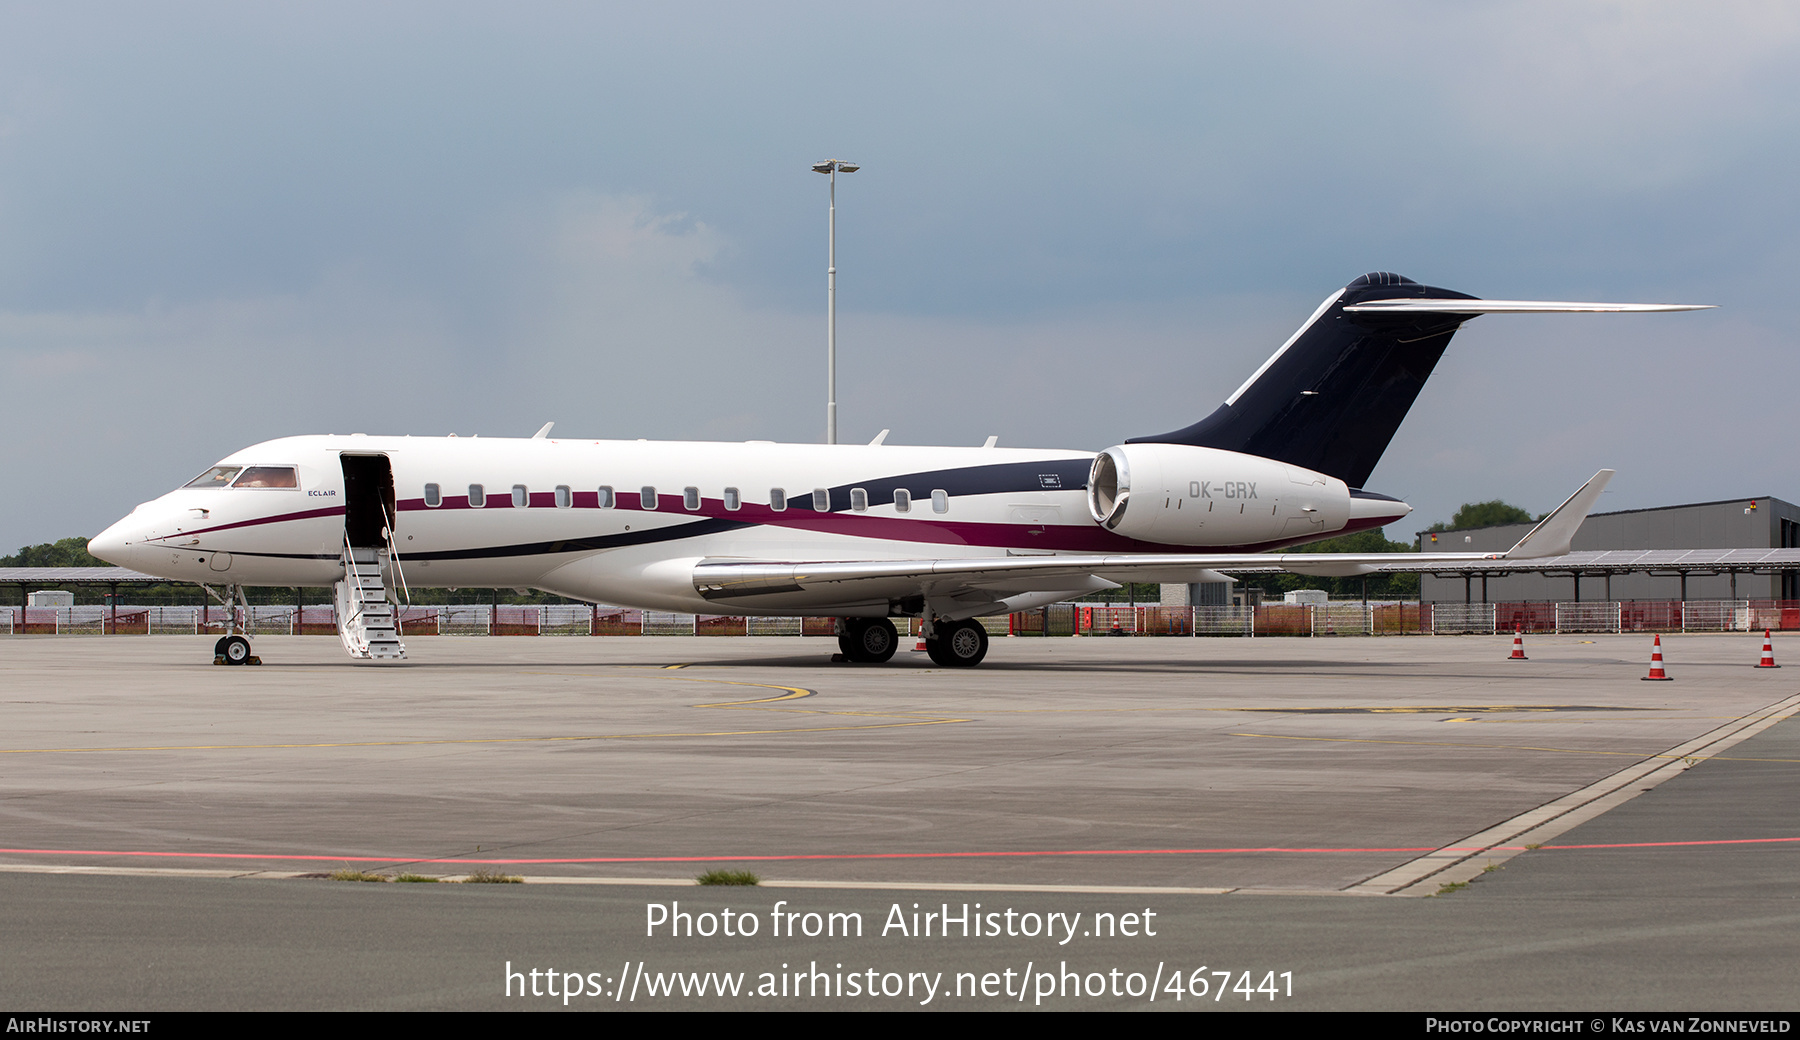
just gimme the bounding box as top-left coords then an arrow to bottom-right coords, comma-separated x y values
819,458 -> 1092,512
404,517 -> 758,560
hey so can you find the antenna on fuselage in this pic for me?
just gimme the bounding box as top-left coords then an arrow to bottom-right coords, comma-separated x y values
532,422 -> 555,439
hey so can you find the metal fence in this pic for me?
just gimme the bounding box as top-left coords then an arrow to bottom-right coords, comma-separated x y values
3,600 -> 1797,637
748,616 -> 804,636
1552,601 -> 1618,634
1433,603 -> 1495,635
1041,603 -> 1435,637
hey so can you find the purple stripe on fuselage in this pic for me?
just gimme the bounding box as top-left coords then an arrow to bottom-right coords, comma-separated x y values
146,504 -> 347,542
392,494 -> 1407,555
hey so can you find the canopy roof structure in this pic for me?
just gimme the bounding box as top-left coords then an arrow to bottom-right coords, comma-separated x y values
0,568 -> 168,585
1215,548 -> 1800,579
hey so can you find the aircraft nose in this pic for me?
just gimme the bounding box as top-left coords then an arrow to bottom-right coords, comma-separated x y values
88,517 -> 137,567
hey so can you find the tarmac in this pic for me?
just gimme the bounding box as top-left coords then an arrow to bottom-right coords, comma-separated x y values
2,631 -> 1796,1009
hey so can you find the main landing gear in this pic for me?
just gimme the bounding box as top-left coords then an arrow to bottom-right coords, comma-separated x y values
832,616 -> 990,667
924,618 -> 989,668
837,617 -> 899,664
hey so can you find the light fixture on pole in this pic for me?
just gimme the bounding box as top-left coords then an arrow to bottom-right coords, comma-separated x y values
812,159 -> 859,444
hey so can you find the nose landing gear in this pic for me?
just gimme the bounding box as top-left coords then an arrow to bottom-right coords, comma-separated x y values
214,634 -> 257,666
205,583 -> 262,666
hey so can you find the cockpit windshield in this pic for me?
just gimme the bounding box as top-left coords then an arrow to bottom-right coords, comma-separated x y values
184,466 -> 243,489
232,466 -> 299,489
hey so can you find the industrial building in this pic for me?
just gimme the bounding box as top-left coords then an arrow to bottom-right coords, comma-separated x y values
1417,496 -> 1800,603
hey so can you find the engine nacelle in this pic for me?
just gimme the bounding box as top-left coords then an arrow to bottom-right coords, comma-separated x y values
1086,443 -> 1352,547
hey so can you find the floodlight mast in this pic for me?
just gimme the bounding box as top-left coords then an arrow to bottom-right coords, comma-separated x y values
812,160 -> 859,444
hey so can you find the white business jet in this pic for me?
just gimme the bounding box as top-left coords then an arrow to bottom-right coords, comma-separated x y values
88,273 -> 1708,667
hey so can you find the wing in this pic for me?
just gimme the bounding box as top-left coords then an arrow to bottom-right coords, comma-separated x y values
692,471 -> 1615,619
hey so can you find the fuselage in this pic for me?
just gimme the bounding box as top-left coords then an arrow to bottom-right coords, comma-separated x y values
89,434 -> 1410,614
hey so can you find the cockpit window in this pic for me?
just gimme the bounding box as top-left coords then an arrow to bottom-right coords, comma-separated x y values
184,466 -> 243,489
232,466 -> 299,489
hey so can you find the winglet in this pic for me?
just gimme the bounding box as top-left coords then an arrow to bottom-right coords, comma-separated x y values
1502,469 -> 1614,560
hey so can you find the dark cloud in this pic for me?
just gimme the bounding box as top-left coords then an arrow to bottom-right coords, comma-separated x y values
0,3 -> 1794,547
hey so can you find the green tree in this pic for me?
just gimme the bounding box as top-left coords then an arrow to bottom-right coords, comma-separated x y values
1426,500 -> 1537,533
1256,526 -> 1420,600
1,537 -> 113,568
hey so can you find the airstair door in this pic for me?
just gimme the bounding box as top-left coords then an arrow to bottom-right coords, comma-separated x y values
340,453 -> 396,548
335,453 -> 405,660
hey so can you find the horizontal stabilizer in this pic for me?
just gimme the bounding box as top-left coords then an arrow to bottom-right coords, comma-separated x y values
1344,299 -> 1713,314
1502,469 -> 1614,560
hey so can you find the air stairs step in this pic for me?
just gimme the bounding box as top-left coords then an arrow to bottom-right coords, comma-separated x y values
335,542 -> 406,660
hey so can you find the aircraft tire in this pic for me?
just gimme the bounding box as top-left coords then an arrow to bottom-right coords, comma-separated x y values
219,635 -> 252,666
841,618 -> 899,663
926,619 -> 988,668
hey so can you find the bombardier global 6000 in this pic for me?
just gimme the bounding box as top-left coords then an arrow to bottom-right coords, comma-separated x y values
88,273 -> 1707,666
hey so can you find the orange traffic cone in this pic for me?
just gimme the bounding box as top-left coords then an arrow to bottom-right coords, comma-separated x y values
1508,625 -> 1528,661
1755,629 -> 1780,668
1642,634 -> 1672,681
914,641 -> 928,652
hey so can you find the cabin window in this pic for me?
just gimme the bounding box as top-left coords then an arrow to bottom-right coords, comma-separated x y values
232,466 -> 299,489
597,486 -> 615,508
512,484 -> 528,508
468,484 -> 486,508
723,487 -> 741,511
640,486 -> 657,510
812,487 -> 830,512
932,489 -> 949,514
683,486 -> 701,510
769,488 -> 786,511
184,466 -> 242,489
555,485 -> 572,508
423,483 -> 442,508
893,488 -> 911,513
850,488 -> 868,512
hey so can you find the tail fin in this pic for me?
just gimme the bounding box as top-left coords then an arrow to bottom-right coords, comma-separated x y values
1129,273 -> 1710,489
1129,273 -> 1474,489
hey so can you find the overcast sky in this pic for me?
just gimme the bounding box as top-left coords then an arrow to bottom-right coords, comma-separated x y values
2,2 -> 1796,552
